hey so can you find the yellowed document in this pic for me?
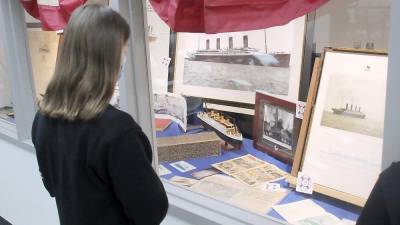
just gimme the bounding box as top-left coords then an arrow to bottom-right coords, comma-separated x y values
213,155 -> 287,186
191,174 -> 288,214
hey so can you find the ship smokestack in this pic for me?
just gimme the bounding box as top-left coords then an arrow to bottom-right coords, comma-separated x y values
243,35 -> 248,48
229,37 -> 233,49
216,38 -> 220,50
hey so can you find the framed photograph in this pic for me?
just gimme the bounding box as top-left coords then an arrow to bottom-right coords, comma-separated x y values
173,17 -> 306,106
253,92 -> 301,164
291,48 -> 388,206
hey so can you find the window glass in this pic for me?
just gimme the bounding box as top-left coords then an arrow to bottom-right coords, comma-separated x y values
27,28 -> 60,100
313,0 -> 391,53
148,0 -> 390,223
0,38 -> 15,123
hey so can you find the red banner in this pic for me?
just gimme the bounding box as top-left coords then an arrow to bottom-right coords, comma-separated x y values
20,0 -> 86,31
149,0 -> 328,33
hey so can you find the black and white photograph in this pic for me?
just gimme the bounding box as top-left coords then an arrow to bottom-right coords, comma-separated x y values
320,69 -> 386,138
183,31 -> 291,95
153,92 -> 187,131
173,18 -> 305,104
262,104 -> 294,152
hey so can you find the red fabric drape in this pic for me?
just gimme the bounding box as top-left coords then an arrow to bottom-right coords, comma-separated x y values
20,0 -> 86,31
149,0 -> 328,33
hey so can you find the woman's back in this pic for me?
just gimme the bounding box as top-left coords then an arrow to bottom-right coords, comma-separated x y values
32,105 -> 168,225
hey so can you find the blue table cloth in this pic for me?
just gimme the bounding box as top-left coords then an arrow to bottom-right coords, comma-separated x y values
157,122 -> 361,222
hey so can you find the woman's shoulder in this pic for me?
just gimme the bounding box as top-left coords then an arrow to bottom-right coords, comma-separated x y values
99,105 -> 141,131
381,162 -> 400,178
379,162 -> 400,196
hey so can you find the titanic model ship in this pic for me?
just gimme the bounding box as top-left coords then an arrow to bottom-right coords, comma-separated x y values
197,110 -> 243,148
332,103 -> 366,119
187,34 -> 290,67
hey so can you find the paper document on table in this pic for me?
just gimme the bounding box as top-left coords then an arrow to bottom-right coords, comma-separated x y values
169,176 -> 199,187
340,219 -> 356,225
158,165 -> 171,176
272,199 -> 326,223
191,174 -> 289,214
293,213 -> 341,225
212,155 -> 287,186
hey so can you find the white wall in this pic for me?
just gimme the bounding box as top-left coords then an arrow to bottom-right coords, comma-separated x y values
0,140 -> 59,225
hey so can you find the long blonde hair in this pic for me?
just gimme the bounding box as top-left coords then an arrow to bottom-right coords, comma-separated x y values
39,4 -> 130,121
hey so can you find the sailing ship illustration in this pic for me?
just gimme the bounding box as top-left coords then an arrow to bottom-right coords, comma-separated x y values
331,103 -> 366,119
197,109 -> 243,148
187,33 -> 290,67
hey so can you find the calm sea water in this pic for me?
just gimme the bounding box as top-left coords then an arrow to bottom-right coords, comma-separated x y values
321,111 -> 383,138
183,60 -> 290,95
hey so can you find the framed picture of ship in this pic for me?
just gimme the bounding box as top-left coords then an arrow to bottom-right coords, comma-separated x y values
291,48 -> 388,206
253,91 -> 301,164
172,17 -> 306,108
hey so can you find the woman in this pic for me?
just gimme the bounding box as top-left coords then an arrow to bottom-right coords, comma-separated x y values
31,4 -> 168,225
356,162 -> 400,225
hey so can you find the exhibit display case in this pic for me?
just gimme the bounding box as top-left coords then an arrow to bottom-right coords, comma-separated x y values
0,0 -> 398,224
144,0 -> 392,224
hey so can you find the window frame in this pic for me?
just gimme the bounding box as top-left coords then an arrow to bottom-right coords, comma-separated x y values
0,0 -> 37,147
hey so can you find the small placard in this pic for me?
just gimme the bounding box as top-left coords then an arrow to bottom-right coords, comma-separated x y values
158,164 -> 171,176
296,172 -> 314,194
296,101 -> 306,119
265,183 -> 281,191
170,161 -> 196,173
161,57 -> 171,67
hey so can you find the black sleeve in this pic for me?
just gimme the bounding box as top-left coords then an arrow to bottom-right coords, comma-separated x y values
32,113 -> 55,197
107,129 -> 168,225
357,176 -> 390,225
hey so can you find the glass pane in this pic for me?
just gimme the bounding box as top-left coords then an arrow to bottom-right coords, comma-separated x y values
27,28 -> 60,100
0,36 -> 15,123
145,0 -> 390,223
313,0 -> 391,53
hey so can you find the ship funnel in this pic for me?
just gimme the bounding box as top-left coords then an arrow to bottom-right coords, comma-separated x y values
243,35 -> 248,48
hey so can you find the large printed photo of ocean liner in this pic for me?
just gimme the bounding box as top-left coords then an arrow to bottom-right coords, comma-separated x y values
173,18 -> 305,104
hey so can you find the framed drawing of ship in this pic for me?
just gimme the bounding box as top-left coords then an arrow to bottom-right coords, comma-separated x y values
253,91 -> 301,164
172,17 -> 306,106
291,48 -> 388,206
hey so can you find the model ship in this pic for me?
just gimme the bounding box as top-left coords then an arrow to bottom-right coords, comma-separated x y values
332,104 -> 366,119
197,110 -> 243,148
187,34 -> 290,67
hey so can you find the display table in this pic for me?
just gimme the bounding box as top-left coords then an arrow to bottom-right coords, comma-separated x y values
157,122 -> 361,222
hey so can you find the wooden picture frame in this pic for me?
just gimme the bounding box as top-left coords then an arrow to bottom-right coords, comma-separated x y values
290,48 -> 388,207
253,91 -> 301,164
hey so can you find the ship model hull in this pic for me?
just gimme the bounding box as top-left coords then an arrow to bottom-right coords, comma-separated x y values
332,108 -> 366,119
197,112 -> 243,149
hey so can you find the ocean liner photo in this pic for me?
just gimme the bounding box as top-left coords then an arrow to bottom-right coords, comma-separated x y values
187,34 -> 290,67
332,104 -> 366,119
197,110 -> 243,148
